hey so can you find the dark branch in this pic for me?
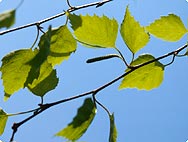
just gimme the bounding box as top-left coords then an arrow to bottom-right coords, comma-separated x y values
0,0 -> 112,36
9,43 -> 187,141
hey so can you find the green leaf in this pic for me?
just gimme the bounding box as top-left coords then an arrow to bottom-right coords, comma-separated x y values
146,14 -> 187,41
47,25 -> 77,66
27,61 -> 58,97
0,9 -> 15,29
119,54 -> 164,90
120,6 -> 149,54
69,14 -> 118,48
25,27 -> 51,85
109,113 -> 117,142
0,49 -> 38,101
0,108 -> 8,135
55,98 -> 96,141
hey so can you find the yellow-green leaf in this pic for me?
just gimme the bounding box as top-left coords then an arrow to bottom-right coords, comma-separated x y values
55,98 -> 96,141
146,14 -> 187,41
69,14 -> 118,48
47,25 -> 77,66
119,54 -> 164,90
27,61 -> 58,97
0,49 -> 38,101
120,6 -> 149,54
0,9 -> 15,29
109,113 -> 117,142
0,108 -> 8,135
25,27 -> 51,85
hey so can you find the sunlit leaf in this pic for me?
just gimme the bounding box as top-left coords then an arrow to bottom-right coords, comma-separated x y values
47,25 -> 77,66
69,14 -> 118,48
0,9 -> 15,29
119,54 -> 164,90
27,61 -> 58,97
55,98 -> 96,141
0,49 -> 38,101
109,113 -> 117,142
0,108 -> 8,135
24,27 -> 51,85
120,6 -> 149,54
146,14 -> 187,41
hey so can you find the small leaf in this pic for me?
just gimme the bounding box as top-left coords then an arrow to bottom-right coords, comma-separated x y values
27,61 -> 59,97
0,49 -> 38,100
119,54 -> 164,90
69,14 -> 118,48
109,113 -> 117,142
146,14 -> 187,41
120,6 -> 150,54
47,25 -> 77,66
0,108 -> 8,135
0,9 -> 15,29
55,98 -> 96,141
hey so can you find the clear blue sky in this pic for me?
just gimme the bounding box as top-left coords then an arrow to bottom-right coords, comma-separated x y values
0,0 -> 188,142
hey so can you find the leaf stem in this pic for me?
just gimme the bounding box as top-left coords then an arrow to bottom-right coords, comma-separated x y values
115,47 -> 129,67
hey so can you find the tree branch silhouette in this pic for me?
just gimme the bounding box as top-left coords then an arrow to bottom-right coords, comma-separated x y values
0,0 -> 112,36
9,43 -> 187,142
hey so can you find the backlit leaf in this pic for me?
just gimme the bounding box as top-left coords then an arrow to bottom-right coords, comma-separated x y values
55,98 -> 96,141
24,27 -> 51,85
47,25 -> 77,66
0,49 -> 38,101
0,108 -> 8,135
120,6 -> 149,54
27,61 -> 58,97
0,9 -> 15,29
146,14 -> 187,41
119,54 -> 164,90
109,113 -> 117,142
69,14 -> 118,48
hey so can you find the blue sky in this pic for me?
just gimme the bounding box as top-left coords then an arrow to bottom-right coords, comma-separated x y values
0,0 -> 188,142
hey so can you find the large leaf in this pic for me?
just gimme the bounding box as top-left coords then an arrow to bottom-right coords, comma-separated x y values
0,9 -> 15,29
109,113 -> 117,142
69,14 -> 118,48
47,25 -> 77,66
0,49 -> 38,100
146,14 -> 187,41
55,98 -> 96,141
27,61 -> 58,97
120,6 -> 149,54
119,54 -> 164,90
0,108 -> 8,135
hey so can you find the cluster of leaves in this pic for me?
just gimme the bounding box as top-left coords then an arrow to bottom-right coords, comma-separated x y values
0,4 -> 187,142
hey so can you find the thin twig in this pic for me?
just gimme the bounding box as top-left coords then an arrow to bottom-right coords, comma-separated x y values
10,43 -> 188,141
0,0 -> 112,36
95,97 -> 111,116
15,0 -> 24,10
164,54 -> 176,67
30,25 -> 40,49
115,47 -> 129,67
